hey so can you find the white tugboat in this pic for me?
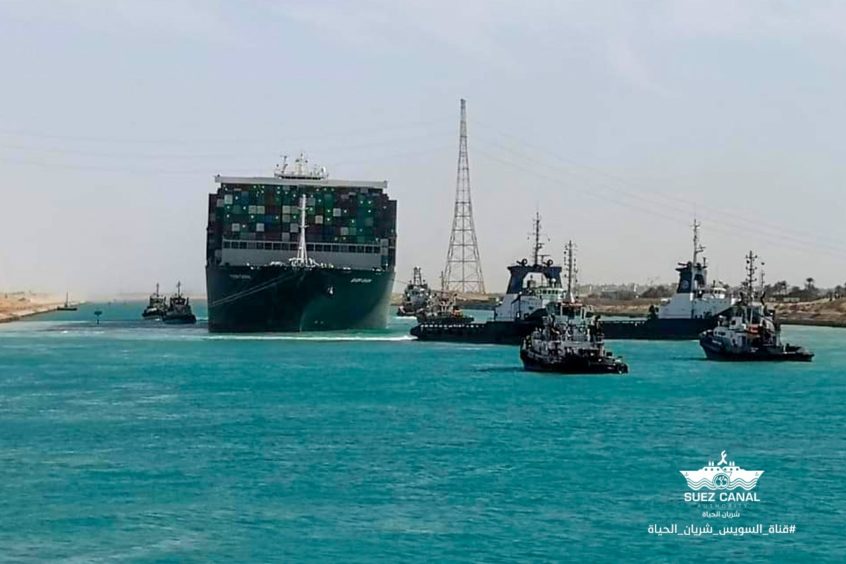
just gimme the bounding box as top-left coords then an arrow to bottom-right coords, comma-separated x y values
142,283 -> 167,319
699,252 -> 813,362
397,267 -> 433,316
520,242 -> 628,374
415,276 -> 474,325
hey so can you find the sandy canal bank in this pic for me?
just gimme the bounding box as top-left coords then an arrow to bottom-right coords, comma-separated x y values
586,297 -> 846,329
0,294 -> 68,324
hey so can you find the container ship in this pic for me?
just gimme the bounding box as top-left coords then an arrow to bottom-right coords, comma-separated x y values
205,154 -> 397,332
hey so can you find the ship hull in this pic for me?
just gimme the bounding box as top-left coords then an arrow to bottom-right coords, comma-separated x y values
520,348 -> 628,374
699,337 -> 814,362
206,264 -> 393,333
163,314 -> 197,325
600,317 -> 722,340
410,319 -> 540,345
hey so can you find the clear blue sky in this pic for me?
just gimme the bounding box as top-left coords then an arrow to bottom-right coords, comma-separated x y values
1,1 -> 845,296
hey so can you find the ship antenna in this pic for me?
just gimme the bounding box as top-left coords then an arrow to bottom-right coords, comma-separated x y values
531,211 -> 543,266
156,282 -> 159,297
294,194 -> 309,264
759,260 -> 766,295
564,240 -> 577,303
177,281 -> 182,298
744,250 -> 758,299
692,218 -> 705,265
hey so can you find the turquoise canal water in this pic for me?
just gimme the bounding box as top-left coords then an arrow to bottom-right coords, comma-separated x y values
1,302 -> 844,561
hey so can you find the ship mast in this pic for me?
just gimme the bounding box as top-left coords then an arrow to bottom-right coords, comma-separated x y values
412,266 -> 423,286
531,212 -> 543,266
692,219 -> 705,266
744,250 -> 759,299
294,194 -> 309,265
563,240 -> 577,303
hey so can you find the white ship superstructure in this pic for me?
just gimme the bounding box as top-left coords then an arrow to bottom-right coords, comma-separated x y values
655,220 -> 735,320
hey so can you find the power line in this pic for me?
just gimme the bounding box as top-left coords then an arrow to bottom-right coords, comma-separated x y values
0,117 -> 453,146
471,143 -> 846,262
471,118 -> 845,251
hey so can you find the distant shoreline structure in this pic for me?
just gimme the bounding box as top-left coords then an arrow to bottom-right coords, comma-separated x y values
0,293 -> 77,324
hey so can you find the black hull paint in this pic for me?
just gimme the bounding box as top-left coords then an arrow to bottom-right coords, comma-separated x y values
206,264 -> 393,333
163,315 -> 197,325
520,349 -> 628,374
410,319 -> 541,345
699,337 -> 814,362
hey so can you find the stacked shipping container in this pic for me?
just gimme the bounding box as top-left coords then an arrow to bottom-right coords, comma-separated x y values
207,179 -> 397,270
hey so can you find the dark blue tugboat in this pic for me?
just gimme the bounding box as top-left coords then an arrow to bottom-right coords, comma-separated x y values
520,242 -> 628,374
162,282 -> 197,325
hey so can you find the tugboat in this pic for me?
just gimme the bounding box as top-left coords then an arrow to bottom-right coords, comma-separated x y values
162,282 -> 197,325
142,283 -> 167,320
411,213 -> 564,344
415,284 -> 474,325
520,242 -> 628,374
396,267 -> 433,317
601,221 -> 736,340
56,292 -> 78,312
699,252 -> 813,362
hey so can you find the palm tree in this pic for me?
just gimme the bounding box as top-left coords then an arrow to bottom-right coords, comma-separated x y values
772,280 -> 788,295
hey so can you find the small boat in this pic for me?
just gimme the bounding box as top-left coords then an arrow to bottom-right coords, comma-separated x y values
699,252 -> 813,362
520,243 -> 628,375
56,292 -> 77,312
396,267 -> 433,317
142,283 -> 167,320
162,282 -> 197,325
415,290 -> 474,325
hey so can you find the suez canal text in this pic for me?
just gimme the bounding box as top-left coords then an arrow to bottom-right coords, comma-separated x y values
684,491 -> 759,502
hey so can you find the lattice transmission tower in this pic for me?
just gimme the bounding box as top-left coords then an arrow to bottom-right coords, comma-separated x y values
444,99 -> 485,294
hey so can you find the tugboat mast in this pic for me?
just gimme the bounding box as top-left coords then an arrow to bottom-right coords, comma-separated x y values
563,240 -> 577,303
744,251 -> 759,299
692,219 -> 705,266
531,211 -> 543,266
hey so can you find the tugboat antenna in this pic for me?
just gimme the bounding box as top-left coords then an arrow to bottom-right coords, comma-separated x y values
692,219 -> 705,266
744,251 -> 759,298
759,261 -> 766,295
531,211 -> 543,266
564,240 -> 577,303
